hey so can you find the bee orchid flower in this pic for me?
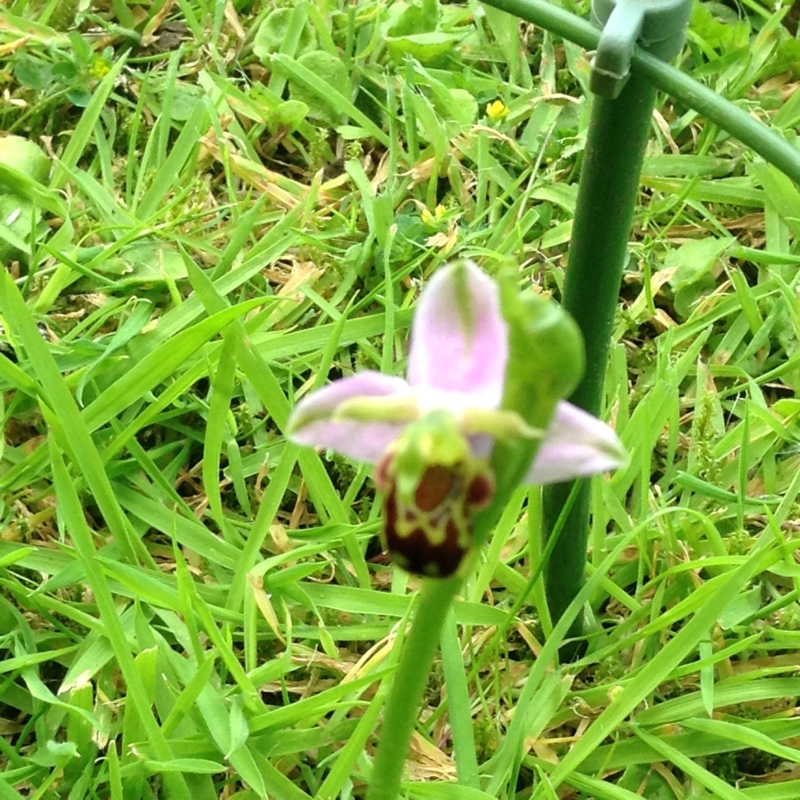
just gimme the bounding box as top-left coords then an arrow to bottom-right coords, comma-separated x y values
288,261 -> 625,576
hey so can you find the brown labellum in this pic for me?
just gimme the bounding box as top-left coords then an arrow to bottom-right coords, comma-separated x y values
377,457 -> 494,577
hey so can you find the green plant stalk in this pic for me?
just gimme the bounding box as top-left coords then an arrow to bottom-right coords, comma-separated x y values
543,71 -> 657,646
366,438 -> 544,800
366,576 -> 461,800
366,441 -> 537,800
481,0 -> 800,185
367,285 -> 582,798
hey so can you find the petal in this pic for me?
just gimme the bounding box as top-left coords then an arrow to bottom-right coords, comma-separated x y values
523,402 -> 627,485
408,260 -> 508,408
287,372 -> 413,463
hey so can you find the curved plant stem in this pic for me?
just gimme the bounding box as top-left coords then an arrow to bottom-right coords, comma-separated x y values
366,576 -> 462,800
481,0 -> 800,185
366,238 -> 586,795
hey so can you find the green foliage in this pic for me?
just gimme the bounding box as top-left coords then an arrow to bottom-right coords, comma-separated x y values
1,0 -> 800,797
0,135 -> 51,263
268,99 -> 310,133
12,33 -> 113,107
665,236 -> 733,319
253,7 -> 316,61
252,3 -> 351,124
383,0 -> 463,63
290,51 -> 350,124
690,2 -> 751,50
501,283 -> 584,419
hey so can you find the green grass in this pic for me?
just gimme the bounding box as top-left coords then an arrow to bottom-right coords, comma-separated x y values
1,0 -> 800,797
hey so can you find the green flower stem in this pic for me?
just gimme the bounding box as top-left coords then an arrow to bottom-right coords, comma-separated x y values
367,439 -> 547,799
543,70 -> 657,649
368,266 -> 586,798
481,0 -> 800,185
367,394 -> 563,798
367,576 -> 462,800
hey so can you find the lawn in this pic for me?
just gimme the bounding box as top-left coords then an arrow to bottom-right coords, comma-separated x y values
2,0 -> 800,798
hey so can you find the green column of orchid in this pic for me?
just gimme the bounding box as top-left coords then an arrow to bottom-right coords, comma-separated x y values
541,0 -> 691,650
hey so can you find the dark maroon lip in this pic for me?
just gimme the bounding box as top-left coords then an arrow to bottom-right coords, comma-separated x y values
377,458 -> 495,577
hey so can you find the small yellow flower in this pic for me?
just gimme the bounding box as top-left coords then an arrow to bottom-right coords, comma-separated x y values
486,99 -> 509,122
421,205 -> 447,228
89,58 -> 111,80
